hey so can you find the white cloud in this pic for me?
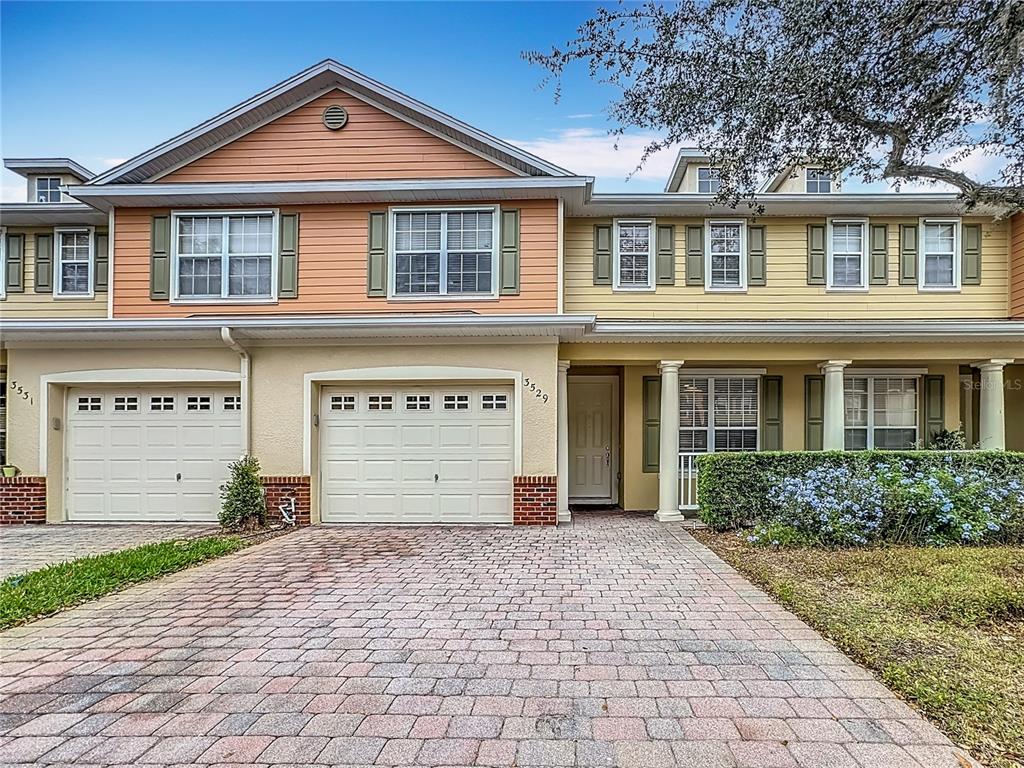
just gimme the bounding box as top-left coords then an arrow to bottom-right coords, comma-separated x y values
98,157 -> 128,168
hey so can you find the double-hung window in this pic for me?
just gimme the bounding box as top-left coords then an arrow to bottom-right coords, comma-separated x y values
920,219 -> 959,290
806,168 -> 832,193
35,177 -> 61,203
828,219 -> 867,289
173,211 -> 276,301
844,376 -> 918,449
613,220 -> 654,290
391,208 -> 497,298
54,227 -> 94,297
706,221 -> 745,290
679,376 -> 759,453
697,167 -> 721,194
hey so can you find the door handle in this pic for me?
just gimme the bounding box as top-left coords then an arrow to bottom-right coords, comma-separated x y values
604,446 -> 611,466
434,473 -> 439,483
176,472 -> 182,482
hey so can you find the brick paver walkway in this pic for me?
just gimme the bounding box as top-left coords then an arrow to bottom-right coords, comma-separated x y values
0,512 -> 977,767
0,524 -> 215,580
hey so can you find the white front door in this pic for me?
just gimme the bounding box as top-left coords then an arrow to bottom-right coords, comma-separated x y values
568,376 -> 617,503
319,384 -> 514,524
65,387 -> 242,522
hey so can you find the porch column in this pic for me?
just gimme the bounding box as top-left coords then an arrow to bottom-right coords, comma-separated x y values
656,360 -> 684,522
972,359 -> 1014,450
819,360 -> 852,451
556,360 -> 571,523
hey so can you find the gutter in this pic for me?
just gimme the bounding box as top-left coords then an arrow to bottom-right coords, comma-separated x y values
220,327 -> 251,455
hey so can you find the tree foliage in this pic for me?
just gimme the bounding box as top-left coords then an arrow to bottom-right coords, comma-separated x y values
526,0 -> 1024,212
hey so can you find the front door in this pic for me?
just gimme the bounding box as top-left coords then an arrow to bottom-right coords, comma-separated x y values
568,376 -> 617,504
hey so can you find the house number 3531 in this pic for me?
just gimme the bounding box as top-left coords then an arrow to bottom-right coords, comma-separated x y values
523,377 -> 549,403
9,381 -> 34,406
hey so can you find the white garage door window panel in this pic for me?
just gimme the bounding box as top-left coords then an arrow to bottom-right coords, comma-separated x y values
66,387 -> 242,522
321,385 -> 514,524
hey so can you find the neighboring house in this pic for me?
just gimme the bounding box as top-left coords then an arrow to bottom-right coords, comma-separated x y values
0,59 -> 1021,527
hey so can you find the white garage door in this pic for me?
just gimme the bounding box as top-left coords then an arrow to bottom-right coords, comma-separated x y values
320,385 -> 514,524
66,387 -> 242,522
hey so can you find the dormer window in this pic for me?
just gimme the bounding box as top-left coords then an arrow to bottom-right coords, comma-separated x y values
805,168 -> 832,194
697,167 -> 721,194
35,177 -> 61,203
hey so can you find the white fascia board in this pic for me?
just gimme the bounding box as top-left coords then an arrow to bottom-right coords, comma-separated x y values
0,202 -> 107,226
4,157 -> 95,180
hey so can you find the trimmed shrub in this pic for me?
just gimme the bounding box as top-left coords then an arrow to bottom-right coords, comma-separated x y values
219,455 -> 266,530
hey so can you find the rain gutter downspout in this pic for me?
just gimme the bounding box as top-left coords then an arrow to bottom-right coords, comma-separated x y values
220,327 -> 251,455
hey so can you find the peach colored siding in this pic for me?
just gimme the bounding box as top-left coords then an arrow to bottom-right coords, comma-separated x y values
111,200 -> 558,317
161,90 -> 516,182
1012,213 -> 1024,319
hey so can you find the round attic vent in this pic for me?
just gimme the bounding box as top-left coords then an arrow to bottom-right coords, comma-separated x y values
322,105 -> 349,130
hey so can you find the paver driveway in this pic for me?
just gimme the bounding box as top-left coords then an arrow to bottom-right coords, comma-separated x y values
0,512 -> 976,767
0,524 -> 215,580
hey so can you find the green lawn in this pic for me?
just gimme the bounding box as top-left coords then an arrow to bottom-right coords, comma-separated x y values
693,530 -> 1024,768
0,536 -> 246,630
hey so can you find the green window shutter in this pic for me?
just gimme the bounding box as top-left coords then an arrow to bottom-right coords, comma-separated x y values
962,223 -> 981,285
807,223 -> 826,285
899,224 -> 918,285
94,232 -> 109,291
642,376 -> 661,472
150,215 -> 171,300
5,234 -> 25,293
748,224 -> 766,286
367,211 -> 388,297
869,223 -> 888,285
655,224 -> 675,285
593,223 -> 612,285
33,234 -> 52,293
761,376 -> 783,450
278,213 -> 299,298
500,209 -> 520,295
805,375 -> 825,451
923,375 -> 945,447
685,225 -> 704,285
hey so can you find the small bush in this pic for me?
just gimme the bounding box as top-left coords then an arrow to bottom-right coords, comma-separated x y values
219,455 -> 266,530
929,429 -> 968,451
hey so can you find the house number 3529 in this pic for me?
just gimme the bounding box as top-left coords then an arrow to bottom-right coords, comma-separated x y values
9,381 -> 34,406
523,377 -> 549,403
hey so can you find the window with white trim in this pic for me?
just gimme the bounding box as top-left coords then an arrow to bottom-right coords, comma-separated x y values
174,212 -> 275,300
55,228 -> 94,296
186,395 -> 212,412
806,168 -> 832,193
697,167 -> 721,194
368,394 -> 393,411
150,396 -> 175,412
405,394 -> 432,411
614,220 -> 654,290
679,376 -> 759,453
77,396 -> 102,412
706,222 -> 745,289
391,208 -> 496,297
443,394 -> 469,411
921,220 -> 959,289
113,396 -> 139,412
828,220 -> 867,289
35,177 -> 61,203
223,396 -> 241,411
330,395 -> 356,411
481,393 -> 508,411
844,376 -> 918,449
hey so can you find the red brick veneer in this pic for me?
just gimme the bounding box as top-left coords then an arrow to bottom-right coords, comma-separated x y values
262,476 -> 311,526
513,475 -> 557,526
0,476 -> 47,525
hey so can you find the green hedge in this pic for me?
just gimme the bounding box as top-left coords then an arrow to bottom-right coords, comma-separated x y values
696,451 -> 1024,531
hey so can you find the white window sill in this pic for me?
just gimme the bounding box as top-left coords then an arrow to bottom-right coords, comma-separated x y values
170,297 -> 279,305
705,286 -> 747,293
53,292 -> 95,300
826,286 -> 869,293
612,285 -> 656,293
386,294 -> 500,302
918,286 -> 961,293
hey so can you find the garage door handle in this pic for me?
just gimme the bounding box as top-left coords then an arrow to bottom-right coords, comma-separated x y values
434,473 -> 439,483
176,472 -> 182,482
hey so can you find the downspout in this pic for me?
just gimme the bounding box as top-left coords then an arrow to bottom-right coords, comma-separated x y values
220,327 -> 251,455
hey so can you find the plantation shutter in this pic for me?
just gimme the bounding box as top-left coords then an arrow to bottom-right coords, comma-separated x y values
500,209 -> 520,295
962,223 -> 981,285
747,224 -> 766,286
593,223 -> 612,285
869,223 -> 888,285
805,375 -> 825,451
150,215 -> 171,300
685,225 -> 704,285
33,233 -> 52,293
5,234 -> 24,293
278,213 -> 299,299
642,376 -> 661,472
655,224 -> 675,285
94,232 -> 109,291
806,223 -> 826,285
761,376 -> 783,450
899,224 -> 918,285
367,211 -> 387,297
923,375 -> 945,447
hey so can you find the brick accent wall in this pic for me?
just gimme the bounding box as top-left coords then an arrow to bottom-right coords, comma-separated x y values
262,476 -> 311,526
513,475 -> 557,526
0,476 -> 47,525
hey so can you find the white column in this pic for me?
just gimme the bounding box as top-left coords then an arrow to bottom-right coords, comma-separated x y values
819,360 -> 851,451
556,360 -> 571,523
972,359 -> 1014,450
656,360 -> 684,522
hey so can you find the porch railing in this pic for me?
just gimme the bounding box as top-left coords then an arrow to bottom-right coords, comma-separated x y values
678,452 -> 701,511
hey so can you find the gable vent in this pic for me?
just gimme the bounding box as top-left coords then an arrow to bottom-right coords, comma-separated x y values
323,105 -> 349,130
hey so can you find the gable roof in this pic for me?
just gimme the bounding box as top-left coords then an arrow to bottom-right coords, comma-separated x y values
88,60 -> 572,185
663,148 -> 711,192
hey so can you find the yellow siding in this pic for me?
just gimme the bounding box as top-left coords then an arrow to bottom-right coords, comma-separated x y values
564,216 -> 1009,319
0,227 -> 108,318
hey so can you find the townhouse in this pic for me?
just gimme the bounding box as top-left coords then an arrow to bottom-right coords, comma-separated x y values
1,60 -> 1022,527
